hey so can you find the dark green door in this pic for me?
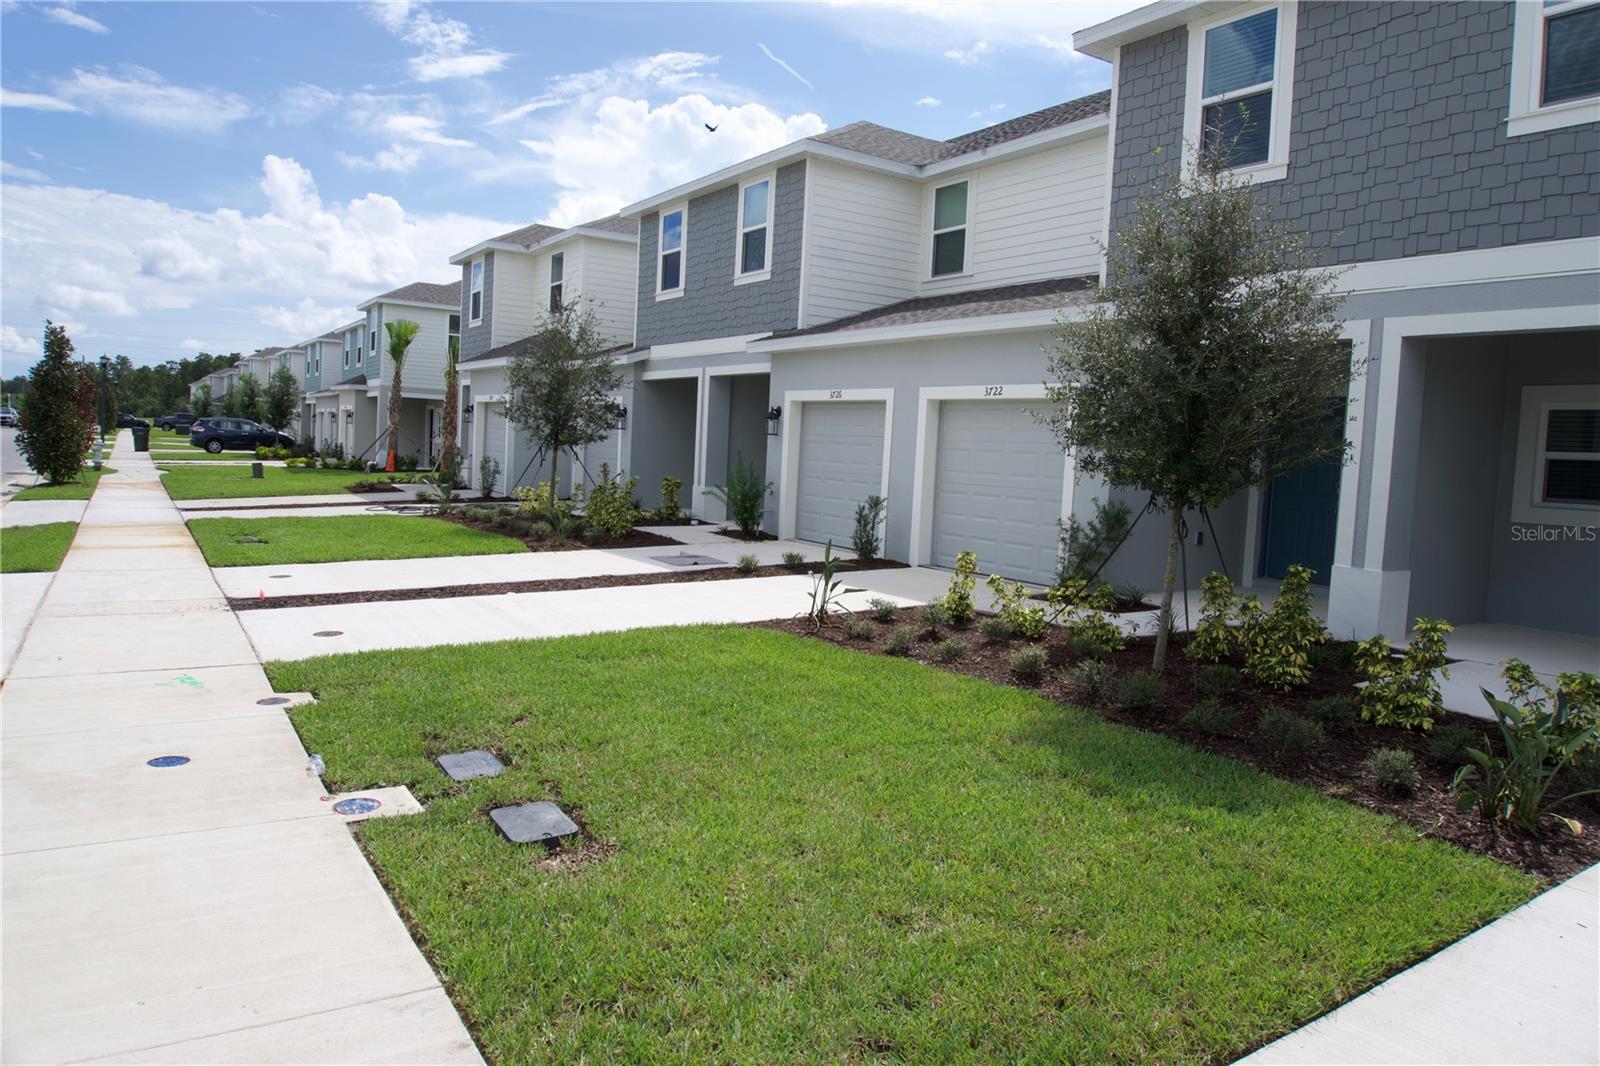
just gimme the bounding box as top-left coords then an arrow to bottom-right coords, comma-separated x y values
1260,412 -> 1344,585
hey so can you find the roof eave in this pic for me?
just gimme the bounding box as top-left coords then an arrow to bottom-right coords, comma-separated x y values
1073,0 -> 1210,60
620,140 -> 919,218
356,295 -> 458,313
752,305 -> 1094,353
923,113 -> 1111,177
448,239 -> 532,266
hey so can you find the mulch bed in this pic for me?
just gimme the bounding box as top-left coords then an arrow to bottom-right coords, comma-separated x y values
757,606 -> 1600,883
711,527 -> 778,542
346,482 -> 404,494
439,512 -> 684,552
229,557 -> 907,612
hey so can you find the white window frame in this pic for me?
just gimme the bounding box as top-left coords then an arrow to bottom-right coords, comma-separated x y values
1512,384 -> 1600,526
656,204 -> 686,300
549,251 -> 565,312
355,326 -> 364,365
469,258 -> 484,325
1507,0 -> 1600,137
927,178 -> 972,281
1182,1 -> 1297,184
343,333 -> 351,369
367,309 -> 380,362
733,172 -> 774,285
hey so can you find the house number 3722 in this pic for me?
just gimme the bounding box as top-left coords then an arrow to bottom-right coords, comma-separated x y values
984,385 -> 1005,397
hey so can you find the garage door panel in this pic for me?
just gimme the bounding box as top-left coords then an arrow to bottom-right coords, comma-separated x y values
796,402 -> 885,546
932,400 -> 1063,586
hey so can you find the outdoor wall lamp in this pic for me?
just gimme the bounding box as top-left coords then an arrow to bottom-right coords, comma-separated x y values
614,403 -> 628,430
345,410 -> 354,423
464,405 -> 474,424
765,405 -> 782,437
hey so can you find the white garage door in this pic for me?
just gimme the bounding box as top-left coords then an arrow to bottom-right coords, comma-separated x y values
932,400 -> 1064,585
796,401 -> 886,546
480,404 -> 507,492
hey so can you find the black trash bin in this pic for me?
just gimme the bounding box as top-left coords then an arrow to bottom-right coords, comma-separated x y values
131,426 -> 150,452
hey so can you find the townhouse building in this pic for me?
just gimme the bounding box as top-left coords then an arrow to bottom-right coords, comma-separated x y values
447,216 -> 638,492
1073,0 -> 1599,640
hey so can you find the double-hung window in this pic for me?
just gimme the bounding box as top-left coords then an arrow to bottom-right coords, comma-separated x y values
658,206 -> 685,297
1184,4 -> 1295,181
355,327 -> 364,365
343,333 -> 351,369
930,180 -> 969,278
469,259 -> 484,323
1513,385 -> 1600,525
549,252 -> 564,312
448,313 -> 460,342
735,176 -> 771,280
1508,0 -> 1600,136
367,310 -> 380,362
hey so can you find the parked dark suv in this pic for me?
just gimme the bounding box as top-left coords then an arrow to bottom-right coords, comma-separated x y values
189,417 -> 294,453
116,412 -> 150,429
155,412 -> 198,431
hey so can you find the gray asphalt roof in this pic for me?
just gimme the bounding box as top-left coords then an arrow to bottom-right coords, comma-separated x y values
812,90 -> 1111,167
373,280 -> 461,306
461,336 -> 633,365
769,275 -> 1098,339
489,222 -> 565,248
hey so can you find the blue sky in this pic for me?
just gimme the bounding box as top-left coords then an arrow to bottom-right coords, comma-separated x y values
0,0 -> 1140,374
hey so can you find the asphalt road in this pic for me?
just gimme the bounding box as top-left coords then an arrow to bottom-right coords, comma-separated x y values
2,426 -> 41,495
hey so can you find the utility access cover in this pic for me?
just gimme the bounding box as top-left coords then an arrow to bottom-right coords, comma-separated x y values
489,801 -> 578,845
437,749 -> 505,781
651,553 -> 726,567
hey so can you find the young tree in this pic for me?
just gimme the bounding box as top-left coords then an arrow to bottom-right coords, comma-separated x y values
17,321 -> 95,485
1042,155 -> 1355,672
237,372 -> 264,423
382,319 -> 420,472
439,334 -> 461,481
263,365 -> 302,433
505,301 -> 623,505
221,385 -> 242,418
191,383 -> 214,417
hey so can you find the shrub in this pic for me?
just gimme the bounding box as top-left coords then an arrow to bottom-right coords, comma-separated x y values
254,445 -> 290,460
477,455 -> 500,498
867,597 -> 898,624
513,481 -> 571,519
1066,658 -> 1116,703
704,454 -> 771,538
735,553 -> 759,574
842,617 -> 876,642
940,551 -> 978,625
527,520 -> 553,539
1238,564 -> 1327,689
884,627 -> 914,656
1050,579 -> 1126,656
919,602 -> 950,633
851,494 -> 886,562
1010,646 -> 1049,685
581,468 -> 641,538
1116,670 -> 1165,710
805,540 -> 862,628
1307,694 -> 1359,733
1451,688 -> 1600,835
782,550 -> 807,571
934,638 -> 967,663
1428,722 -> 1484,767
1366,747 -> 1421,798
1356,618 -> 1452,730
985,574 -> 1048,639
580,526 -> 604,546
1185,571 -> 1239,663
1259,706 -> 1324,760
17,323 -> 94,486
395,454 -> 420,472
655,476 -> 683,523
1309,641 -> 1357,672
1193,664 -> 1241,699
1182,699 -> 1239,735
1113,582 -> 1147,609
1055,499 -> 1132,586
980,617 -> 1018,643
1501,659 -> 1600,748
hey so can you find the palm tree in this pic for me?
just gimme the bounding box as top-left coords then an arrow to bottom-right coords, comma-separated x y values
382,319 -> 420,472
440,334 -> 460,482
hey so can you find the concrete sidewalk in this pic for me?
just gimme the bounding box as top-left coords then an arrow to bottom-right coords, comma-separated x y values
1,433 -> 481,1064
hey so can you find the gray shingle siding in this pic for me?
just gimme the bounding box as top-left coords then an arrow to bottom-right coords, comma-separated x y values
460,252 -> 495,360
1110,1 -> 1600,265
634,161 -> 805,347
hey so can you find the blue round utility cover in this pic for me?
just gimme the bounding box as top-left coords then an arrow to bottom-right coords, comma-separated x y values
146,755 -> 191,768
333,796 -> 382,815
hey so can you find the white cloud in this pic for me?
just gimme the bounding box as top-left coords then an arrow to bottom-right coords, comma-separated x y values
487,95 -> 562,126
276,82 -> 340,124
914,95 -> 941,107
368,1 -> 509,82
53,66 -> 250,133
757,43 -> 813,90
138,236 -> 220,282
3,325 -> 41,358
178,337 -> 213,352
522,93 -> 824,225
943,41 -> 992,65
46,282 -> 136,316
817,1 -> 1145,65
256,300 -> 355,337
337,143 -> 423,173
2,160 -> 51,181
1,88 -> 79,112
42,5 -> 109,33
383,113 -> 472,147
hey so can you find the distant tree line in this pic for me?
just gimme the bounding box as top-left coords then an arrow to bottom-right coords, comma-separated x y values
14,351 -> 243,418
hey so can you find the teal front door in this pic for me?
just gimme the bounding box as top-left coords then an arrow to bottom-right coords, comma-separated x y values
1260,413 -> 1344,585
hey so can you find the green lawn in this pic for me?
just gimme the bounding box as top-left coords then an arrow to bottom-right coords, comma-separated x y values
269,627 -> 1532,1065
158,465 -> 401,500
148,449 -> 270,461
0,522 -> 78,572
189,515 -> 528,566
13,467 -> 115,500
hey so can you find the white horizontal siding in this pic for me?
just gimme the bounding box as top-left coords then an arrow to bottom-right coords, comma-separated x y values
490,251 -> 541,348
802,159 -> 921,327
378,305 -> 453,395
577,239 -> 639,347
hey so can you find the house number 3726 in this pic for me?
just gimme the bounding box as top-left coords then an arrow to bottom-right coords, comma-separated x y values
984,385 -> 1005,397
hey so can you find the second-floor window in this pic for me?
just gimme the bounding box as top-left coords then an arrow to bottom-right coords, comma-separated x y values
549,252 -> 564,312
658,206 -> 685,297
469,259 -> 484,323
1185,3 -> 1294,181
931,180 -> 969,278
736,176 -> 771,278
355,327 -> 364,364
449,313 -> 460,341
367,310 -> 380,360
1508,0 -> 1600,136
343,335 -> 351,368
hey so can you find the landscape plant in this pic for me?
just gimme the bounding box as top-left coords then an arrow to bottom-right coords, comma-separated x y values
1056,498 -> 1133,586
782,550 -> 807,571
805,540 -> 862,628
1259,707 -> 1324,760
1117,670 -> 1165,710
1067,658 -> 1116,703
221,386 -> 242,418
985,573 -> 1047,638
1009,645 -> 1049,685
655,476 -> 684,523
1238,565 -> 1328,689
867,598 -> 898,623
16,321 -> 95,486
505,302 -> 625,509
581,465 -> 640,538
263,366 -> 301,433
191,382 -> 214,417
1182,699 -> 1239,735
851,494 -> 886,562
1452,688 -> 1600,835
1051,580 -> 1126,656
1500,658 -> 1600,743
1186,572 -> 1240,663
842,618 -> 876,641
1355,618 -> 1453,730
1307,694 -> 1359,733
1366,748 -> 1421,798
440,335 -> 461,482
736,553 -> 759,574
381,318 -> 420,472
1193,664 -> 1240,699
940,551 -> 978,624
935,638 -> 968,663
1042,151 -> 1354,671
237,371 -> 264,424
478,455 -> 500,499
705,455 -> 770,539
1428,722 -> 1484,767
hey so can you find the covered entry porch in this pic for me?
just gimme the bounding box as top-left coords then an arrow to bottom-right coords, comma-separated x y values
629,361 -> 772,523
